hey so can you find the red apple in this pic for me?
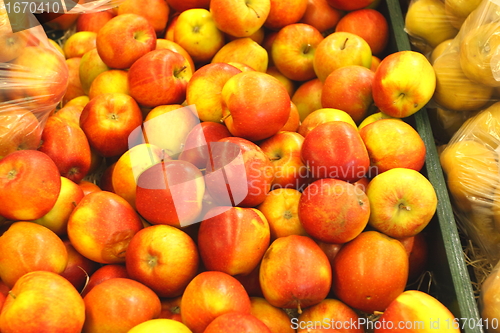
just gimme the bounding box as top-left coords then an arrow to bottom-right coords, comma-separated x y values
408,232 -> 429,282
359,119 -> 426,174
300,0 -> 343,34
156,38 -> 196,75
234,263 -> 264,297
264,0 -> 308,31
60,240 -> 100,293
298,178 -> 370,243
62,31 -> 97,59
96,13 -> 157,69
0,271 -> 85,333
205,137 -> 274,208
125,224 -> 200,298
259,131 -> 310,190
221,71 -> 291,141
166,0 -> 210,12
100,162 -> 116,193
39,115 -> 92,183
80,92 -> 143,158
281,101 -> 301,132
292,78 -> 323,122
0,222 -> 68,288
317,242 -> 343,269
301,121 -> 370,182
128,49 -> 192,108
135,160 -> 205,227
181,271 -> 252,333
326,0 -> 376,11
372,50 -> 436,118
88,69 -> 130,100
0,25 -> 28,62
178,122 -> 233,168
78,181 -> 102,196
186,62 -> 242,122
80,264 -> 130,298
117,0 -> 170,34
298,107 -> 357,138
260,235 -> 332,312
250,297 -> 295,333
332,231 -> 409,313
82,278 -> 161,333
321,65 -> 376,124
204,312 -> 272,333
159,297 -> 183,322
335,9 -> 389,55
210,0 -> 271,38
198,206 -> 270,276
67,191 -> 143,264
0,150 -> 61,221
271,23 -> 324,82
0,106 -> 42,160
76,10 -> 115,33
63,57 -> 86,105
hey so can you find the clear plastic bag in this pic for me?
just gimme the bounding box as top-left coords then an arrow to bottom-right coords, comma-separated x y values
480,259 -> 500,333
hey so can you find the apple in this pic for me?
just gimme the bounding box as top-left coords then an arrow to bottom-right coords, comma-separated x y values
178,122 -> 233,168
460,23 -> 500,87
0,24 -> 28,62
0,222 -> 68,288
6,46 -> 68,111
321,65 -> 375,124
78,181 -> 102,196
81,264 -> 130,298
79,48 -> 110,95
80,92 -> 143,158
405,0 -> 458,52
250,297 -> 295,333
301,121 -> 370,182
128,49 -> 193,108
300,0 -> 343,34
125,224 -> 200,298
185,62 -> 241,122
281,101 -> 301,132
264,0 -> 308,31
198,206 -> 270,275
135,160 -> 205,227
205,137 -> 274,208
212,37 -> 269,72
317,242 -> 343,269
313,32 -> 372,82
372,50 -> 436,118
445,0 -> 481,29
166,0 -> 210,12
31,177 -> 84,236
76,10 -> 115,33
374,290 -> 460,333
257,188 -> 308,240
371,55 -> 382,71
326,0 -> 376,11
296,298 -> 364,333
111,143 -> 164,209
67,191 -> 143,264
156,38 -> 196,74
271,23 -> 324,82
226,26 -> 266,44
366,168 -> 438,239
117,0 -> 170,34
0,271 -> 85,333
62,31 -> 97,59
406,232 -> 429,282
60,240 -> 100,293
221,71 -> 290,141
0,106 -> 42,160
82,278 -> 162,333
39,115 -> 92,183
173,8 -> 225,64
63,57 -> 86,105
332,230 -> 409,313
96,13 -> 157,69
430,38 -> 453,64
234,263 -> 264,297
64,95 -> 90,110
358,110 -> 397,130
181,271 -> 252,333
335,9 -> 389,56
259,131 -> 310,190
204,312 -> 272,333
292,78 -> 323,121
99,162 -> 116,193
128,319 -> 193,333
260,235 -> 332,312
359,119 -> 426,175
210,0 -> 271,38
0,150 -> 61,221
88,69 -> 130,100
433,50 -> 494,112
299,178 -> 370,243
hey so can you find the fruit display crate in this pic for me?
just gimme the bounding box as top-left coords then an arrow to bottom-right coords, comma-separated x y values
383,0 -> 483,332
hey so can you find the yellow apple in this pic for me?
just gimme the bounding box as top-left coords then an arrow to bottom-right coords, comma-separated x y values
128,319 -> 193,333
358,111 -> 398,130
88,69 -> 129,100
430,38 -> 453,64
445,0 -> 481,29
212,37 -> 269,72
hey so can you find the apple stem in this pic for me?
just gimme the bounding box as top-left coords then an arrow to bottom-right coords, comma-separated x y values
341,38 -> 348,50
297,302 -> 302,315
399,203 -> 411,211
246,3 -> 260,18
8,291 -> 16,299
269,156 -> 281,161
303,43 -> 311,54
374,311 -> 384,316
220,113 -> 232,123
174,66 -> 188,78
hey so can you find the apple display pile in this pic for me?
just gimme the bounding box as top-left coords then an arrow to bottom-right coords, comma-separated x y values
0,0 -> 462,332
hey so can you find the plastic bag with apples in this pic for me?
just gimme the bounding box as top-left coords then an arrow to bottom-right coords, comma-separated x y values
439,101 -> 500,266
0,0 -> 121,159
480,259 -> 500,333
